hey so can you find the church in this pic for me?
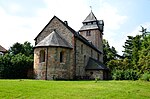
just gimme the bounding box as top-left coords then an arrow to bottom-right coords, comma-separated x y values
34,11 -> 109,80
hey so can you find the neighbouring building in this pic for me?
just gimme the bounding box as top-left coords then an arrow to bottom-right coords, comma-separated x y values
34,11 -> 109,80
0,45 -> 7,56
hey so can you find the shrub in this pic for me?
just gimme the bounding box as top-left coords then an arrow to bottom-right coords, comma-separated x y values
140,73 -> 150,81
112,70 -> 124,80
124,69 -> 139,80
112,69 -> 139,80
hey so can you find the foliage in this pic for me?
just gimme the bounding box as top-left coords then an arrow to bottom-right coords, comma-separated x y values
0,80 -> 150,99
140,73 -> 150,81
0,53 -> 33,79
9,41 -> 33,57
103,39 -> 118,65
112,69 -> 139,80
108,33 -> 150,80
0,41 -> 33,79
140,72 -> 150,81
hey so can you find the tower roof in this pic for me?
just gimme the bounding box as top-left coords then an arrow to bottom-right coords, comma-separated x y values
83,11 -> 97,23
35,30 -> 72,48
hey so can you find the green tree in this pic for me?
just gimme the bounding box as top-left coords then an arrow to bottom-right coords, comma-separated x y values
0,41 -> 34,79
9,41 -> 33,57
122,36 -> 134,60
103,39 -> 118,65
132,35 -> 141,67
138,34 -> 150,73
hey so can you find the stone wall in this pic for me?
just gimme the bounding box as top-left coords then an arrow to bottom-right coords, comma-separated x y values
85,70 -> 103,80
75,38 -> 103,77
34,47 -> 74,80
79,29 -> 103,52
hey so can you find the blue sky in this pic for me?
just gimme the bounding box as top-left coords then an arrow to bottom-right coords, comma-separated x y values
0,0 -> 150,54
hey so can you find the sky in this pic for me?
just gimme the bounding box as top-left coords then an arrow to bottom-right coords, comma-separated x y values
0,0 -> 150,55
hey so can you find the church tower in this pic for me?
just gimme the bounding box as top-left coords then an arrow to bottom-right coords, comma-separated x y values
79,11 -> 104,52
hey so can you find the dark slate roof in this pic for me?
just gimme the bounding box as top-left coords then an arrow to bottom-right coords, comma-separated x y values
83,11 -> 97,23
35,30 -> 73,48
85,57 -> 109,70
80,11 -> 100,31
0,45 -> 7,52
80,24 -> 99,31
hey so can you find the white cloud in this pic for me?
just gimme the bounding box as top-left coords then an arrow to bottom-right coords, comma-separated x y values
94,2 -> 128,54
99,3 -> 127,31
8,3 -> 22,14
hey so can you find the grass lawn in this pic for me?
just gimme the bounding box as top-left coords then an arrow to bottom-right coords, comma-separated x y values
0,80 -> 150,99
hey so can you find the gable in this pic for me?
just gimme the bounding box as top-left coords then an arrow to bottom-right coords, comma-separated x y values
34,16 -> 75,46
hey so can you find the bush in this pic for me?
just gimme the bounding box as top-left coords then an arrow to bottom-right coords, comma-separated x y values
112,70 -> 124,80
112,69 -> 139,80
140,73 -> 150,81
0,53 -> 33,79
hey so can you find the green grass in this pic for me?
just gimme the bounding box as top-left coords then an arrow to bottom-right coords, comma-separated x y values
0,80 -> 150,99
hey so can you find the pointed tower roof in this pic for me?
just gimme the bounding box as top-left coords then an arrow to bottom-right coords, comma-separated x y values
35,30 -> 72,48
83,11 -> 97,23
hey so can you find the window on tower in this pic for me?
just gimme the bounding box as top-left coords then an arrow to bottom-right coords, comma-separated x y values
86,30 -> 91,36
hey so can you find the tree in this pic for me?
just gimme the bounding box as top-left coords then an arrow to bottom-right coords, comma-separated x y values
138,34 -> 150,73
132,35 -> 141,67
0,41 -> 34,79
122,36 -> 134,60
103,39 -> 118,65
9,41 -> 33,57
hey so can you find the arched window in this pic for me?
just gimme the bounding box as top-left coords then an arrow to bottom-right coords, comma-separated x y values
40,50 -> 45,62
60,51 -> 64,63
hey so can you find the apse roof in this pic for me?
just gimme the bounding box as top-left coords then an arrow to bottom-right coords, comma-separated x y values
35,30 -> 72,48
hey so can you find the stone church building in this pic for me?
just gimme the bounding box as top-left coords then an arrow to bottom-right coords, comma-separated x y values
34,11 -> 109,80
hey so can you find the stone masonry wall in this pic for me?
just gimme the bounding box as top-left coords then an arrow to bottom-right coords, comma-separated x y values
85,70 -> 103,80
79,29 -> 103,52
34,47 -> 74,80
75,38 -> 103,77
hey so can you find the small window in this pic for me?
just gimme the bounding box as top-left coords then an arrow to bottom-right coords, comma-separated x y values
91,50 -> 93,57
88,23 -> 91,25
81,44 -> 83,54
60,51 -> 64,63
86,31 -> 91,36
40,50 -> 45,62
84,55 -> 86,67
